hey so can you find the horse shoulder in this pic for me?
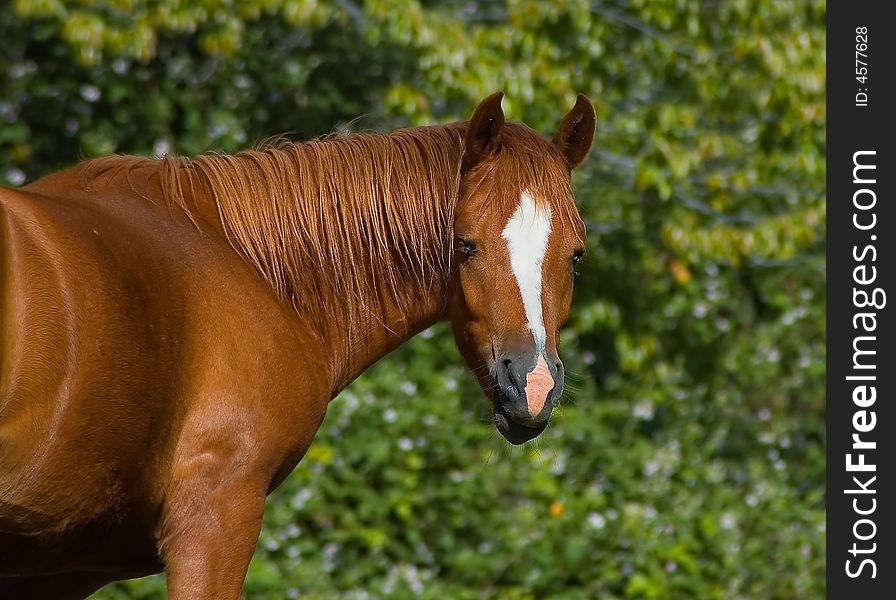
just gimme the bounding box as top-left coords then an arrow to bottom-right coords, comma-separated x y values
155,295 -> 331,566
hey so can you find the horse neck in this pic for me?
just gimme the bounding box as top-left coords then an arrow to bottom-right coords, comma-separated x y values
326,271 -> 452,395
172,125 -> 467,395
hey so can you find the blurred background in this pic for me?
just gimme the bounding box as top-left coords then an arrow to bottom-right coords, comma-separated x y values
1,1 -> 825,598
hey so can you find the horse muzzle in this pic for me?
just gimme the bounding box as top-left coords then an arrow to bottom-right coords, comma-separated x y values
491,352 -> 563,444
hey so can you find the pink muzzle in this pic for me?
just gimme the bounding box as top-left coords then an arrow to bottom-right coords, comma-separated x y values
525,354 -> 554,416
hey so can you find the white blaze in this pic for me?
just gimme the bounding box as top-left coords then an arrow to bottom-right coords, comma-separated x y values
502,190 -> 552,353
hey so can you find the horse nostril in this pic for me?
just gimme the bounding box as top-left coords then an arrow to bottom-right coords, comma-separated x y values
550,361 -> 565,406
502,359 -> 523,397
502,358 -> 513,380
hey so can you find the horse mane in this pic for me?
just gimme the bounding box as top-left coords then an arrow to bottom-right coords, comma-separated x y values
79,122 -> 579,343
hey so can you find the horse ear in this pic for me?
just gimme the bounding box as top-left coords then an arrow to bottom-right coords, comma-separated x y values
463,91 -> 505,170
552,94 -> 596,169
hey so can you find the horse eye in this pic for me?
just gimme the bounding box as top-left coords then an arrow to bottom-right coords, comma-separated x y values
572,249 -> 585,264
457,238 -> 478,255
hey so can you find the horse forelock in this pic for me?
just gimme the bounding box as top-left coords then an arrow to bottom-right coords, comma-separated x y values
458,126 -> 584,239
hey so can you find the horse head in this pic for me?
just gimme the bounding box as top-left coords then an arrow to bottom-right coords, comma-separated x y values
448,92 -> 595,444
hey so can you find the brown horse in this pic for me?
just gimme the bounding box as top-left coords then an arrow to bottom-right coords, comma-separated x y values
0,92 -> 594,598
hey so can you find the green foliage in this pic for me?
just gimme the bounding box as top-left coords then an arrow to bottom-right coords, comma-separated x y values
1,0 -> 825,597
